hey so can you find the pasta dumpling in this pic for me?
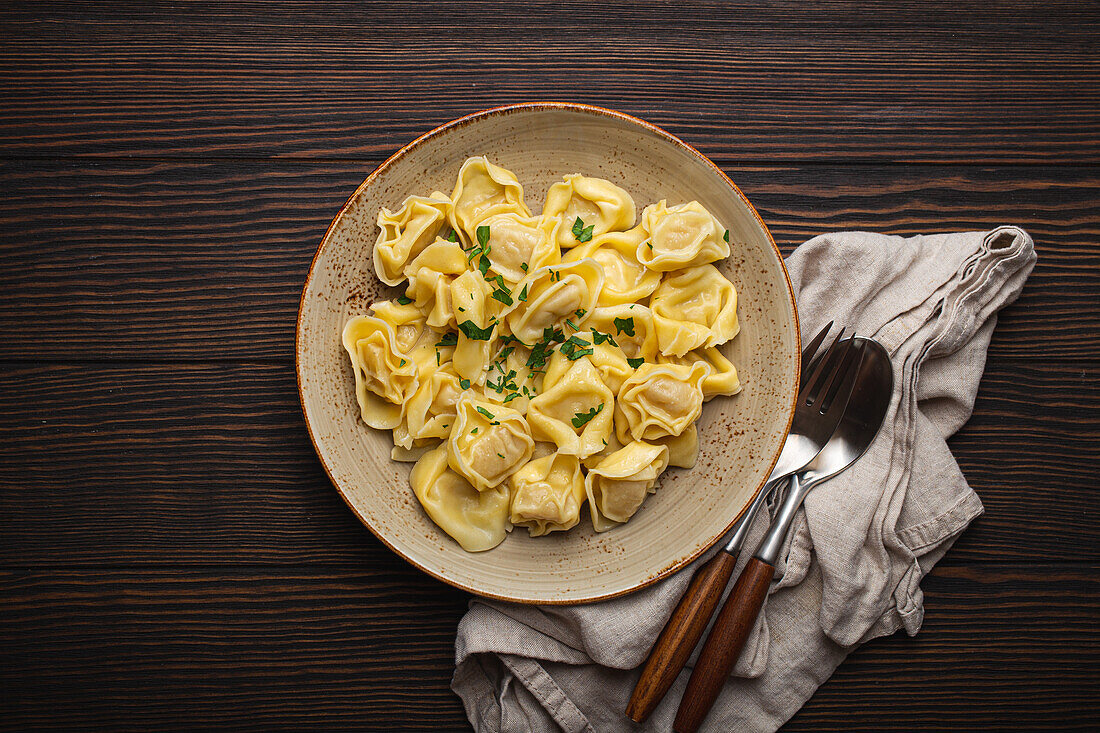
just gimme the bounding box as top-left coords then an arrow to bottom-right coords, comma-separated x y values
451,157 -> 530,241
341,315 -> 419,429
403,238 -> 467,328
650,265 -> 739,356
373,192 -> 453,286
447,394 -> 534,492
527,357 -> 614,459
615,362 -> 710,442
649,423 -> 699,469
660,346 -> 742,400
586,304 -> 660,362
563,226 -> 660,306
401,364 -> 464,445
585,441 -> 669,531
504,259 -> 604,345
637,200 -> 729,271
509,453 -> 586,536
479,213 -> 560,285
411,445 -> 511,552
450,270 -> 499,383
543,174 -> 636,249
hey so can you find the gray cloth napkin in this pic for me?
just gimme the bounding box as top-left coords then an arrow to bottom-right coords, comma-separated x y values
452,227 -> 1036,732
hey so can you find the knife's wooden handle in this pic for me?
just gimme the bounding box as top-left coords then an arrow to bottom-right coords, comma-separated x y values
673,557 -> 775,733
626,551 -> 738,723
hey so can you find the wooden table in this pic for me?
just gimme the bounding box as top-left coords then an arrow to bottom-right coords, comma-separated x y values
2,3 -> 1097,730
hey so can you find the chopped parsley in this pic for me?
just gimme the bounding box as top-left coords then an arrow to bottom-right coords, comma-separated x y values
613,317 -> 636,336
396,294 -> 413,305
723,229 -> 730,243
459,378 -> 471,389
470,427 -> 478,434
565,318 -> 579,331
477,254 -> 491,277
475,406 -> 496,420
591,329 -> 617,347
447,230 -> 458,242
520,262 -> 528,271
627,357 -> 644,368
436,332 -> 459,347
477,225 -> 491,248
491,289 -> 513,306
503,392 -> 521,403
518,283 -> 529,302
399,358 -> 407,366
458,320 -> 494,341
574,308 -> 586,318
571,216 -> 594,243
571,403 -> 604,428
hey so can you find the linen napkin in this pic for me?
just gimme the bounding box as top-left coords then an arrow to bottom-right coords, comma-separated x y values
451,226 -> 1036,732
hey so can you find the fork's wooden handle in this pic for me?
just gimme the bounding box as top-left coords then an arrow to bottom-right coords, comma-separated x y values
626,551 -> 738,723
673,557 -> 775,733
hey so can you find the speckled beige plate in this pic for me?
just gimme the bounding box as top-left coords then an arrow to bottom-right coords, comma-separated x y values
297,103 -> 799,604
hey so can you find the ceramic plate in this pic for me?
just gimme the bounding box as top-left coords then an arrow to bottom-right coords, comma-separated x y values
297,103 -> 799,603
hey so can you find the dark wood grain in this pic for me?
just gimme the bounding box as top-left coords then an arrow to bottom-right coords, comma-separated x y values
1,565 -> 1095,732
0,2 -> 1097,163
1,359 -> 1095,567
0,161 -> 1095,360
1,2 -> 1097,730
628,550 -> 739,723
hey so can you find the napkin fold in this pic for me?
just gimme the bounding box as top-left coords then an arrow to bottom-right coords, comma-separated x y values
452,227 -> 1036,732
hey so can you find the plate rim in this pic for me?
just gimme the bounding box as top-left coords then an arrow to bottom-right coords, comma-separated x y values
295,101 -> 801,604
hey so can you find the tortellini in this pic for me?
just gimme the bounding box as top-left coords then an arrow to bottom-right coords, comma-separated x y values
637,200 -> 730,271
585,441 -> 670,532
563,226 -> 660,306
615,362 -> 710,442
411,445 -> 511,552
527,357 -> 614,459
509,453 -> 586,536
650,265 -> 740,357
504,259 -> 604,345
479,212 -> 560,285
373,192 -> 453,286
451,156 -> 530,241
543,174 -> 637,249
447,394 -> 534,492
341,315 -> 419,429
344,156 -> 744,551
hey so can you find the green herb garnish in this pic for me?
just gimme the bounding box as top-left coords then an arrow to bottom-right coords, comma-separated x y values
477,225 -> 491,248
520,262 -> 528,271
518,283 -> 528,302
591,329 -> 617,347
627,357 -> 644,368
447,230 -> 458,242
396,294 -> 413,305
476,406 -> 496,420
613,317 -> 635,336
457,321 -> 494,341
723,229 -> 730,243
571,403 -> 604,428
436,332 -> 458,347
492,289 -> 513,306
460,378 -> 471,389
571,216 -> 595,243
470,427 -> 478,434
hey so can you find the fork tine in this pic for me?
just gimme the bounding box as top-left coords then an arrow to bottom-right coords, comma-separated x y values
809,337 -> 856,410
800,321 -> 833,378
819,340 -> 866,425
799,327 -> 846,403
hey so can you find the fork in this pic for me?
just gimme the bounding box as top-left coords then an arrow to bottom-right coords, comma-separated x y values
626,324 -> 858,723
